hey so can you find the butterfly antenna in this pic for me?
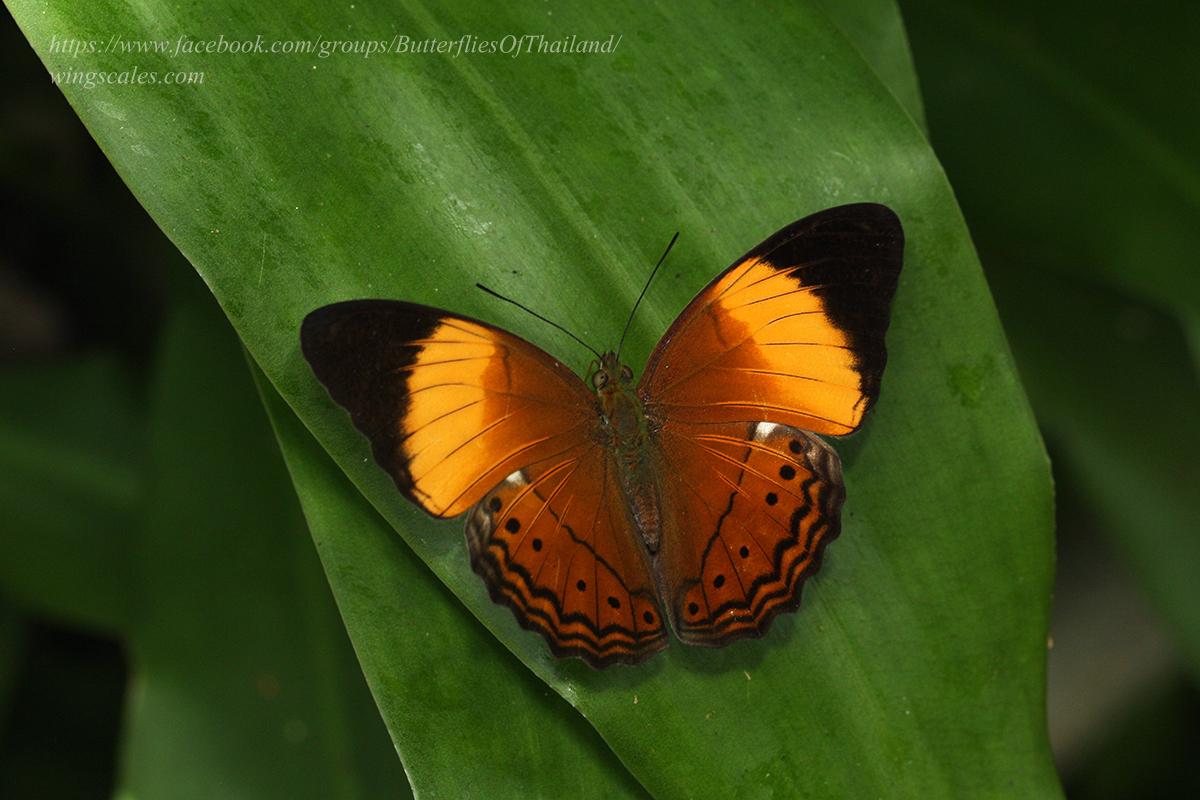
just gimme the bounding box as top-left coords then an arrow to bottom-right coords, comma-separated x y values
476,283 -> 603,359
616,231 -> 679,360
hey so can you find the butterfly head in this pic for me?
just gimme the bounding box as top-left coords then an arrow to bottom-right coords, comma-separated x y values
589,352 -> 634,396
591,351 -> 644,444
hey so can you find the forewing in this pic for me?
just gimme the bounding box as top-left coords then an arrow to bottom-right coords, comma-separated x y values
654,420 -> 844,646
640,203 -> 904,435
466,443 -> 669,667
301,300 -> 595,518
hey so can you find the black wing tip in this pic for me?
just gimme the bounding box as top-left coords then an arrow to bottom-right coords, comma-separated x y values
826,201 -> 901,222
784,203 -> 905,414
744,202 -> 904,279
300,299 -> 443,352
302,297 -> 392,325
300,298 -> 451,514
805,202 -> 903,235
800,200 -> 904,255
842,202 -> 905,274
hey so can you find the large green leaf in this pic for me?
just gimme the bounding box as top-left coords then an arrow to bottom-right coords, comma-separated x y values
8,0 -> 1058,795
902,0 -> 1200,676
256,364 -> 647,799
118,294 -> 410,799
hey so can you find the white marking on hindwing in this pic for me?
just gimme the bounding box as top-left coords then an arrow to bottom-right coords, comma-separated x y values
753,422 -> 778,441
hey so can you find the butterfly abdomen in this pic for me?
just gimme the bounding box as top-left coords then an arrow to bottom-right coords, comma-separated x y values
598,379 -> 664,555
617,454 -> 662,555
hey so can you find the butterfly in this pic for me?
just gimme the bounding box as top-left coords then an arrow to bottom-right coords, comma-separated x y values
300,203 -> 904,668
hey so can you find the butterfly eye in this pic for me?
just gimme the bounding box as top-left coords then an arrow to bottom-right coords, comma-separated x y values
620,365 -> 633,383
592,371 -> 609,389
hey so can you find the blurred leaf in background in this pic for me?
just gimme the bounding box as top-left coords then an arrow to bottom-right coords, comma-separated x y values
118,288 -> 410,799
900,0 -> 1200,785
0,362 -> 135,799
0,357 -> 142,634
0,12 -> 155,773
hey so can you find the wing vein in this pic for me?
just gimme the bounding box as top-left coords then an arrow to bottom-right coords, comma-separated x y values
435,426 -> 592,515
525,460 -> 587,587
656,402 -> 853,430
406,381 -> 584,410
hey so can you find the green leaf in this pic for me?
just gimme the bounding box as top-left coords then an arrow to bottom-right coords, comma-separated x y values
8,1 -> 1058,794
902,0 -> 1200,676
0,357 -> 142,633
118,294 -> 410,800
819,0 -> 928,130
255,362 -> 648,799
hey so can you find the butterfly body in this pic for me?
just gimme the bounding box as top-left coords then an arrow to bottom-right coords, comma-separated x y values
302,203 -> 904,667
592,352 -> 663,554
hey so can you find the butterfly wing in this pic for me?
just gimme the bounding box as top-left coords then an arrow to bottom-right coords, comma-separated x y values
466,443 -> 668,667
302,300 -> 667,666
641,203 -> 903,645
653,421 -> 844,645
301,300 -> 596,518
640,203 -> 904,435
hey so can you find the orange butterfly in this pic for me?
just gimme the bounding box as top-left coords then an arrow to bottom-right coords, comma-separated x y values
301,203 -> 903,667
